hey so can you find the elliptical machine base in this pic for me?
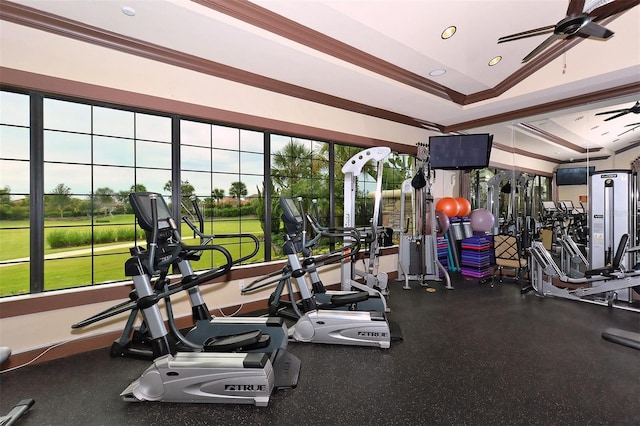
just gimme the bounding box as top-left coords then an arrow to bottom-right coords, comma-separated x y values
121,352 -> 274,406
291,310 -> 391,349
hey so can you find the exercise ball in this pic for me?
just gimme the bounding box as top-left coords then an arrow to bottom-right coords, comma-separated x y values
425,210 -> 450,237
455,198 -> 471,217
435,197 -> 459,218
469,208 -> 495,233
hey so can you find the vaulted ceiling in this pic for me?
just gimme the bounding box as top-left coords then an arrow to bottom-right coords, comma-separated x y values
1,0 -> 639,164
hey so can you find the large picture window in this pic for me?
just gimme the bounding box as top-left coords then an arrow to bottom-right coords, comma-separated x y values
0,88 -> 415,297
41,99 -> 173,292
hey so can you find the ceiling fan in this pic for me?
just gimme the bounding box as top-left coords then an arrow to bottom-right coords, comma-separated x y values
618,123 -> 640,136
595,101 -> 640,121
498,0 -> 640,63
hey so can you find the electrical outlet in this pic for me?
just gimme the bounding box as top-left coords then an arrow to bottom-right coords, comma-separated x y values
239,279 -> 245,291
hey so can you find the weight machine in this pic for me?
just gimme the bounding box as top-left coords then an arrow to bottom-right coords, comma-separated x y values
590,170 -> 638,259
341,147 -> 391,296
528,169 -> 639,310
487,170 -> 537,244
397,143 -> 452,290
558,234 -> 589,278
529,236 -> 640,312
589,170 -> 639,303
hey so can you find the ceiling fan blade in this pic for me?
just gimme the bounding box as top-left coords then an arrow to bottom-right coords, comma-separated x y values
618,123 -> 640,136
591,0 -> 640,21
566,0 -> 586,16
594,108 -> 629,115
521,33 -> 562,62
602,110 -> 631,121
578,21 -> 614,38
595,108 -> 629,115
498,25 -> 555,43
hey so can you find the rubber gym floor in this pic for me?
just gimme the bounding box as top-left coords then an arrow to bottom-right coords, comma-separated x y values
1,274 -> 639,426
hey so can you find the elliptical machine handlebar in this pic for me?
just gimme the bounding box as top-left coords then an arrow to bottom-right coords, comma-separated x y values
183,195 -> 260,265
71,193 -> 234,331
242,214 -> 363,295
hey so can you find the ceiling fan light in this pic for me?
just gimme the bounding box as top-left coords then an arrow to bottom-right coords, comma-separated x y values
488,56 -> 502,66
441,26 -> 456,39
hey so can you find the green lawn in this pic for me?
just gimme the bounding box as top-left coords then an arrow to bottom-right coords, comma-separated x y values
0,215 -> 268,297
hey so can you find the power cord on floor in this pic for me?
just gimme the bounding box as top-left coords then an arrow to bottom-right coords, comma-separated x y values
0,339 -> 72,374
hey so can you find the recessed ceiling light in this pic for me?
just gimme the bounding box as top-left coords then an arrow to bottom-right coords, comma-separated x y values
429,69 -> 446,77
488,56 -> 502,66
613,139 -> 620,143
591,125 -> 599,130
575,116 -> 584,121
441,26 -> 457,39
122,6 -> 136,16
601,131 -> 609,136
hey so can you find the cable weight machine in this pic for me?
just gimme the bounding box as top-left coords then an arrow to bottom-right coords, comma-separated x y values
397,142 -> 452,290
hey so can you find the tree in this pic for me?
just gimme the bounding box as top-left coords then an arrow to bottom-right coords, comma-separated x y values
211,188 -> 225,203
164,180 -> 195,198
130,184 -> 147,193
229,181 -> 247,199
0,186 -> 10,205
49,183 -> 72,218
382,155 -> 413,190
0,186 -> 11,220
271,139 -> 317,190
94,187 -> 115,216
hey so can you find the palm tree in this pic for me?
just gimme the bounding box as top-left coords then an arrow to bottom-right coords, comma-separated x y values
211,188 -> 225,203
270,139 -> 316,190
229,181 -> 247,199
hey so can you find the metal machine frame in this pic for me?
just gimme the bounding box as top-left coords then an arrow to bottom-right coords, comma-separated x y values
341,147 -> 391,296
529,238 -> 640,312
245,196 -> 393,349
589,170 -> 638,303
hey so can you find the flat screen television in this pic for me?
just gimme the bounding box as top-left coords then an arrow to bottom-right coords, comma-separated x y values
428,134 -> 493,170
555,166 -> 595,186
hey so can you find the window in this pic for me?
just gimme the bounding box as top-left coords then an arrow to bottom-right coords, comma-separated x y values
41,99 -> 172,292
0,91 -> 30,296
181,121 -> 265,268
0,88 -> 410,297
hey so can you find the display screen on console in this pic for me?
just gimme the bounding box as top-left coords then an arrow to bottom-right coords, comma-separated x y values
280,197 -> 303,225
129,192 -> 173,232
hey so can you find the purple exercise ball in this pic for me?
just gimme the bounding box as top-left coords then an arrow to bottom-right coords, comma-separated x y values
469,208 -> 495,233
426,210 -> 450,237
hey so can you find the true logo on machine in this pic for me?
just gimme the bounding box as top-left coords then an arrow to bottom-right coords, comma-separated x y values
357,331 -> 387,337
224,384 -> 266,392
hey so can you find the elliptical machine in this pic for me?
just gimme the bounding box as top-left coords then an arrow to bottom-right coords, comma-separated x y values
73,192 -> 300,405
266,197 -> 388,315
244,196 -> 393,349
